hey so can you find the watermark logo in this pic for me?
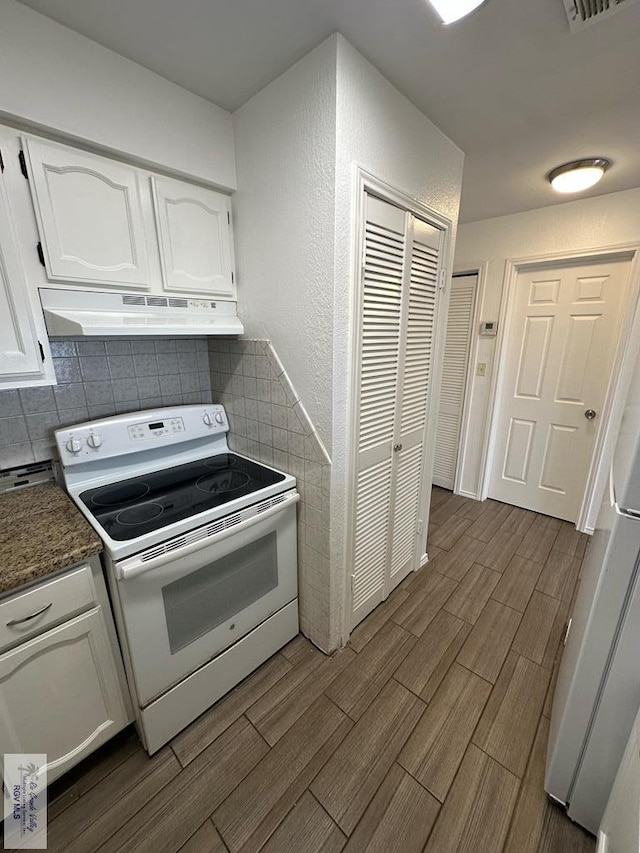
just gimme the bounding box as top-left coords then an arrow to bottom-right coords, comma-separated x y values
3,754 -> 47,850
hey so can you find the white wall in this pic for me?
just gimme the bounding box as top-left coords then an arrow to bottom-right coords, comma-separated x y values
455,187 -> 640,500
232,37 -> 338,449
331,35 -> 464,644
0,0 -> 235,189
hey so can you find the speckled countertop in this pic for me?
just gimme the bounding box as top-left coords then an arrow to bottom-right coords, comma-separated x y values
0,482 -> 102,595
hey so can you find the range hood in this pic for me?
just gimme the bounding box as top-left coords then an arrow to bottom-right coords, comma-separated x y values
39,288 -> 244,337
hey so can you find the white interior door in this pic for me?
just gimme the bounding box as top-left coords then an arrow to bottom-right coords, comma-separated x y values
433,274 -> 477,490
490,258 -> 631,521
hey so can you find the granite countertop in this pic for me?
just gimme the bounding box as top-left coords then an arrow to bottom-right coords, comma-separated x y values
0,482 -> 102,596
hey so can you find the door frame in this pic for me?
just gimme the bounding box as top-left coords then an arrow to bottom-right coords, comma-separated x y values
480,244 -> 640,532
344,167 -> 454,631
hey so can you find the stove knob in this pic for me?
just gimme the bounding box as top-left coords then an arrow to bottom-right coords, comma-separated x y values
87,433 -> 103,449
203,413 -> 214,427
65,437 -> 82,454
215,412 -> 224,425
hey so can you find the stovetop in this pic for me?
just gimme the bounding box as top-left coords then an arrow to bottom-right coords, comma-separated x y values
79,453 -> 285,542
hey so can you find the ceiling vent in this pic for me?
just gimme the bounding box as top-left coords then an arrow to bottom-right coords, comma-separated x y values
562,0 -> 640,31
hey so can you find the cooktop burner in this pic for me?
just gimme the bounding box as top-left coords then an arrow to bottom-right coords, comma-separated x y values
80,453 -> 285,541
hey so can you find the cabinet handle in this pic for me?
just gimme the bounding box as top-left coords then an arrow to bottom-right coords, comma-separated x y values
394,443 -> 403,452
6,602 -> 53,627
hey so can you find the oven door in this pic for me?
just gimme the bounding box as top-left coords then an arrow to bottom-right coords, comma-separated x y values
112,492 -> 299,705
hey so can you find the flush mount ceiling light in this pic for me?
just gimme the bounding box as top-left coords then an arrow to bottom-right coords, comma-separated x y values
547,158 -> 612,194
426,0 -> 489,24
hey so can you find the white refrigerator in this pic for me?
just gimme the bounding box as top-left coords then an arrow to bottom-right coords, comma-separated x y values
545,357 -> 640,835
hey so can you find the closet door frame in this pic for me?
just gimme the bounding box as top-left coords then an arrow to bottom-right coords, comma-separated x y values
345,168 -> 454,630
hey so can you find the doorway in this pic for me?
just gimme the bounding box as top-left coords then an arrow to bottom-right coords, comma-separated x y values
488,256 -> 632,521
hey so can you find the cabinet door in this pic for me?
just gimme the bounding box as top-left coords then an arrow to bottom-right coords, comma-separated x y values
0,162 -> 47,383
0,607 -> 130,784
24,137 -> 151,289
152,175 -> 235,297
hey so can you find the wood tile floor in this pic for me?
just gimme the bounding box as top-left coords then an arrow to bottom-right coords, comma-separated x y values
35,488 -> 596,853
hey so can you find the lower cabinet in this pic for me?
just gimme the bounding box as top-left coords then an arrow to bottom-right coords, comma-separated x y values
0,560 -> 132,785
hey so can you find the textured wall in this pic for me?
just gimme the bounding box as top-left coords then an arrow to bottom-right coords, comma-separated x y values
208,338 -> 332,651
454,187 -> 640,502
232,36 -> 337,452
0,0 -> 235,189
0,337 -> 211,469
330,36 -> 465,643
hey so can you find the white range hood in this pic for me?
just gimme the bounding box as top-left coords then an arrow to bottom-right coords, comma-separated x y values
39,288 -> 244,337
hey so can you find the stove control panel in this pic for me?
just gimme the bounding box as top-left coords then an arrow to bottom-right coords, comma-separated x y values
54,405 -> 229,467
128,417 -> 185,442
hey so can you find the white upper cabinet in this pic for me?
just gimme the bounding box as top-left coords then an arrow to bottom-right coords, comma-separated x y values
23,137 -> 151,289
0,152 -> 50,386
152,175 -> 235,298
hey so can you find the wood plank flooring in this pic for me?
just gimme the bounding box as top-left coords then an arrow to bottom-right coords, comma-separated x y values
25,487 -> 595,853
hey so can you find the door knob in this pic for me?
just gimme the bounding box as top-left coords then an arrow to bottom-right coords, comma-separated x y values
585,409 -> 597,420
393,443 -> 403,452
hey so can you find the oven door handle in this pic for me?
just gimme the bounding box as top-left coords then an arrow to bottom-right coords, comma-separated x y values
116,491 -> 300,581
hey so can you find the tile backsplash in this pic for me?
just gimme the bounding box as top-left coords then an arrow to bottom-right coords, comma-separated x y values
0,337 -> 212,469
208,338 -> 334,651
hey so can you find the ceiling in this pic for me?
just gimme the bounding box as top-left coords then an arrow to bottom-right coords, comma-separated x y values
16,0 -> 640,222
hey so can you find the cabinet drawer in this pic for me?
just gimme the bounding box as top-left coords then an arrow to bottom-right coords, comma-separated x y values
0,564 -> 96,652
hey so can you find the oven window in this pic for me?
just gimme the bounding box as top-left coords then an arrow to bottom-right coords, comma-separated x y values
161,532 -> 278,654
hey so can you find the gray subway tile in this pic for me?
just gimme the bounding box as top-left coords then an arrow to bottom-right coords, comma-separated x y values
182,392 -> 203,405
106,339 -> 132,356
176,339 -> 196,353
111,378 -> 140,402
257,401 -> 273,425
259,423 -> 273,446
198,371 -> 211,391
139,397 -> 164,410
180,373 -> 200,394
76,340 -> 106,357
272,404 -> 289,430
178,351 -> 198,373
0,416 -> 29,446
108,355 -> 136,379
155,339 -> 177,354
49,340 -> 77,358
19,386 -> 56,414
161,374 -> 181,395
25,411 -> 59,442
115,401 -> 141,414
88,403 -> 116,419
31,439 -> 57,463
162,394 -> 183,407
157,352 -> 179,375
131,339 -> 157,354
57,407 -> 90,428
288,431 -> 305,458
133,354 -> 158,376
0,442 -> 35,469
200,389 -> 213,404
196,349 -> 209,371
80,356 -> 110,381
273,427 -> 288,452
256,378 -> 271,403
0,389 -> 23,417
84,381 -> 115,406
288,407 -> 304,433
53,383 -> 87,410
137,376 -> 161,398
53,357 -> 82,383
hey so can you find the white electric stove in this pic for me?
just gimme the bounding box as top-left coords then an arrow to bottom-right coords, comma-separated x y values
55,404 -> 299,753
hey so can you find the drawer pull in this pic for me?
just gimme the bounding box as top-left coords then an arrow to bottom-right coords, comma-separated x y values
7,602 -> 53,627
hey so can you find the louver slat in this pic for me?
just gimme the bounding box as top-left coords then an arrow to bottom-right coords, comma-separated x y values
390,443 -> 424,578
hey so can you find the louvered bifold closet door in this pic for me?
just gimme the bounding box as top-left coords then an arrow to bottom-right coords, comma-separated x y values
389,216 -> 442,582
433,275 -> 477,489
351,195 -> 407,626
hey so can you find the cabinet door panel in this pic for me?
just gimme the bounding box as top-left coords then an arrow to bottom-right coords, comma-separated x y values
24,138 -> 151,288
0,166 -> 45,381
152,175 -> 235,297
0,607 -> 130,784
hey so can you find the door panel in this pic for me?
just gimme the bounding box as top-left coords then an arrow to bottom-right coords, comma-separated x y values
490,258 -> 631,521
433,274 -> 477,489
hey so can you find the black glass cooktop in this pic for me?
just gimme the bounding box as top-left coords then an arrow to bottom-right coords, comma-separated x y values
80,453 -> 285,541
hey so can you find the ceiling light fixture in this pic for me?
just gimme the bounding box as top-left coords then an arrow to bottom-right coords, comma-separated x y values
547,158 -> 612,194
426,0 -> 488,24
